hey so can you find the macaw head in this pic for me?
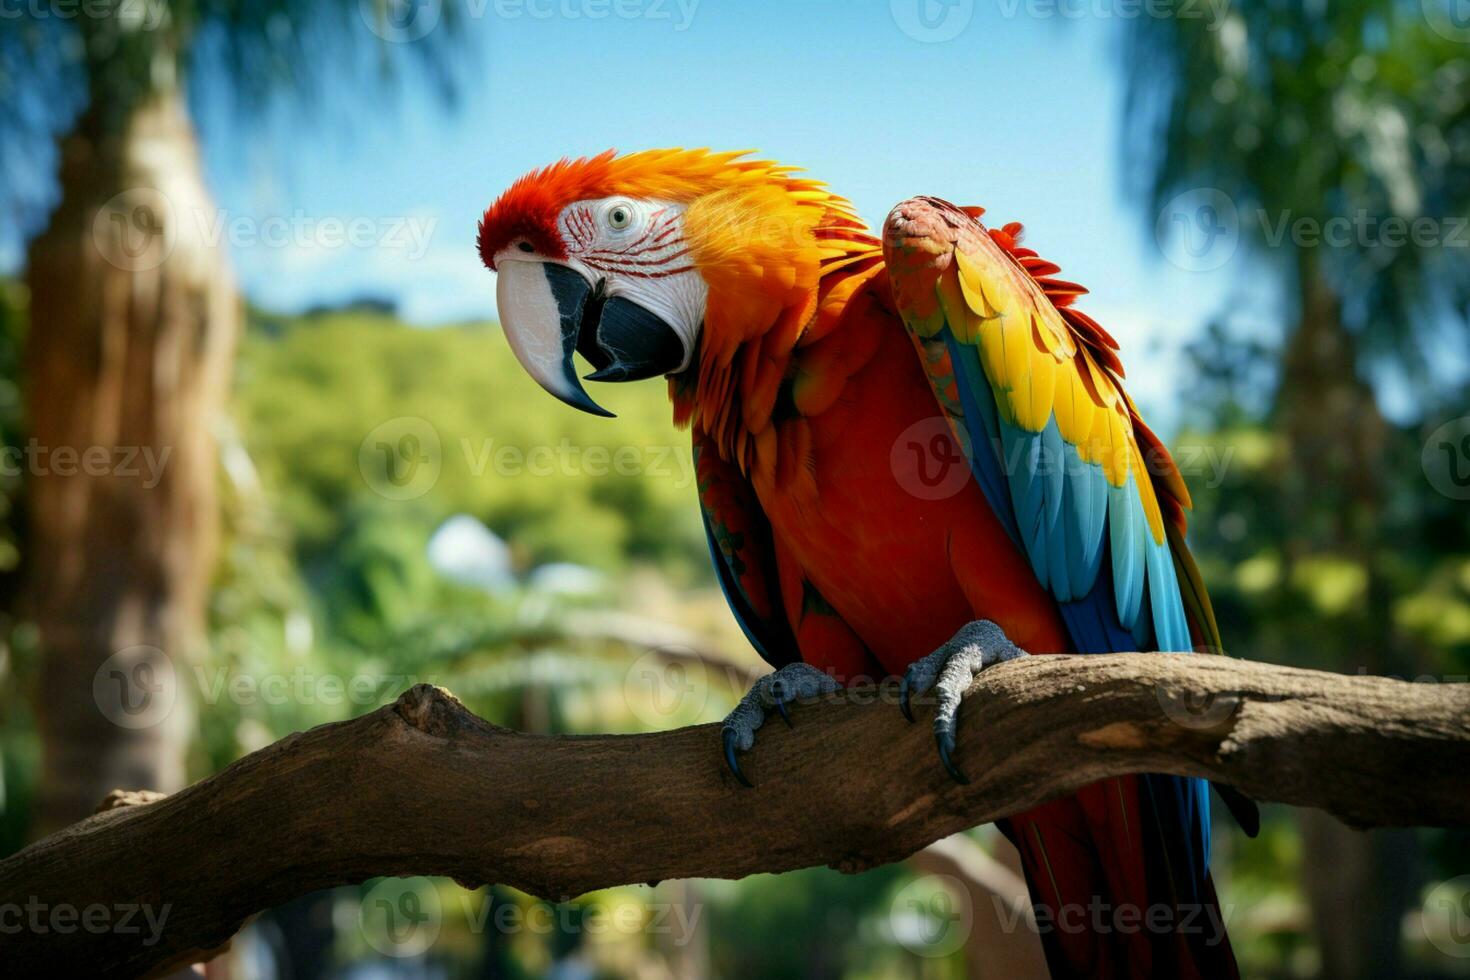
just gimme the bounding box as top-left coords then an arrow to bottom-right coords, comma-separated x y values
478,149 -> 868,419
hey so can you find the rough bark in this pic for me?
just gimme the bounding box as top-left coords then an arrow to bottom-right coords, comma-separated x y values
0,654 -> 1466,978
22,86 -> 238,834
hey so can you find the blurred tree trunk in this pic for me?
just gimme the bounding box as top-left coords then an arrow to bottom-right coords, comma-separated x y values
907,834 -> 1049,980
653,879 -> 710,980
22,83 -> 237,835
1276,251 -> 1386,586
1276,250 -> 1416,980
1299,811 -> 1420,980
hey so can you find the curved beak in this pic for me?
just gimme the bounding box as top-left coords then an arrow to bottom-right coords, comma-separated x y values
495,260 -> 685,417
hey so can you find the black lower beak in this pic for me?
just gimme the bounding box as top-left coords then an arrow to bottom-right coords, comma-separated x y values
530,263 -> 688,417
581,296 -> 686,383
542,264 -> 616,417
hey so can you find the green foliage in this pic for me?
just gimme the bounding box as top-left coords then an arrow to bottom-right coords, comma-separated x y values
198,306 -> 995,980
0,281 -> 32,859
1179,376 -> 1470,678
1172,336 -> 1470,977
1124,1 -> 1470,367
194,306 -> 711,768
1122,16 -> 1470,967
0,281 -> 26,578
234,309 -> 705,577
703,865 -> 911,980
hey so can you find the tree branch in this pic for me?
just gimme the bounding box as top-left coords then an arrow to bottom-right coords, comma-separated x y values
2,653 -> 1466,977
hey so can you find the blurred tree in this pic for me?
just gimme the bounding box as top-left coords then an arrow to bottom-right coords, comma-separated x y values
233,309 -> 706,579
0,2 -> 468,833
1123,3 -> 1470,975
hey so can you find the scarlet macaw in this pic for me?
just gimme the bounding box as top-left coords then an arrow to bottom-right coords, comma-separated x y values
478,149 -> 1257,979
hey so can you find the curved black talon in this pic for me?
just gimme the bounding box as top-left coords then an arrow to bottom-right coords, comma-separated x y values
771,680 -> 794,728
935,731 -> 971,785
899,670 -> 917,723
723,728 -> 754,788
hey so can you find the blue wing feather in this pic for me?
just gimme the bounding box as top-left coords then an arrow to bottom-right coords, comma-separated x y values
1064,539 -> 1211,896
931,296 -> 1213,902
1064,440 -> 1108,599
943,328 -> 1021,546
1109,481 -> 1147,634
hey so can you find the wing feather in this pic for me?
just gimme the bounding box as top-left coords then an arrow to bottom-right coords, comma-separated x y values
883,194 -> 1245,900
694,433 -> 798,669
885,197 -> 1204,654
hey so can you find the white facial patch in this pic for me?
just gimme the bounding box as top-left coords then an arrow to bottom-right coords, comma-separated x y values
557,197 -> 708,372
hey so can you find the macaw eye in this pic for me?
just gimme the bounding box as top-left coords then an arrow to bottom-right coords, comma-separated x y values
607,204 -> 633,231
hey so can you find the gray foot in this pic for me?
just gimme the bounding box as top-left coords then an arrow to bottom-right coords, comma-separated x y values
899,620 -> 1029,785
722,663 -> 842,787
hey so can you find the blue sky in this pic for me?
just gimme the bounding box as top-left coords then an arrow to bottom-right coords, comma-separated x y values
21,1 -> 1287,422
199,0 -> 1258,417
